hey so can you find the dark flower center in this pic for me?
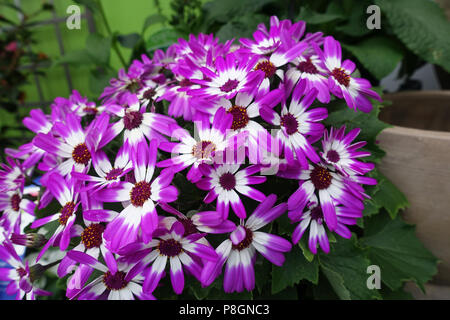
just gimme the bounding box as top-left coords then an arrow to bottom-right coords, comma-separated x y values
220,79 -> 239,93
192,141 -> 216,160
219,172 -> 236,191
143,88 -> 156,100
179,78 -> 193,87
16,267 -> 27,278
81,223 -> 105,249
310,166 -> 332,190
130,181 -> 152,207
280,113 -> 299,135
125,80 -> 141,93
232,227 -> 254,251
255,60 -> 276,78
10,194 -> 21,212
83,107 -> 98,115
158,238 -> 183,257
103,271 -> 128,290
326,150 -> 340,163
180,218 -> 198,236
310,206 -> 324,223
227,105 -> 249,130
59,202 -> 76,225
297,58 -> 319,74
72,143 -> 91,165
123,110 -> 144,130
105,168 -> 124,181
331,68 -> 350,87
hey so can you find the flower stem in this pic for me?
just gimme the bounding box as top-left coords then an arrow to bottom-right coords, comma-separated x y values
96,0 -> 127,69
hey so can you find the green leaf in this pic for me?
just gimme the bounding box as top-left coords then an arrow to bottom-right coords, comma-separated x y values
312,271 -> 340,300
52,49 -> 94,66
334,1 -> 372,37
371,172 -> 408,219
324,100 -> 390,144
361,214 -> 439,292
216,14 -> 268,42
117,33 -> 141,49
89,67 -> 117,96
376,0 -> 450,73
297,3 -> 345,25
142,14 -> 167,32
343,36 -> 404,80
86,33 -> 111,66
0,108 -> 17,131
203,0 -> 275,24
254,257 -> 272,294
146,28 -> 185,52
318,236 -> 382,300
298,239 -> 315,262
271,247 -> 319,294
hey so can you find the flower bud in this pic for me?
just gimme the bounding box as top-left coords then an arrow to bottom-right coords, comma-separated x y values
10,233 -> 47,249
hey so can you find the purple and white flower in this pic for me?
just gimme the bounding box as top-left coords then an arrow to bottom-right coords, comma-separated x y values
94,139 -> 178,252
289,194 -> 362,254
118,221 -> 218,295
0,233 -> 51,300
260,79 -> 327,168
67,250 -> 155,300
317,36 -> 381,113
201,194 -> 291,293
196,164 -> 267,219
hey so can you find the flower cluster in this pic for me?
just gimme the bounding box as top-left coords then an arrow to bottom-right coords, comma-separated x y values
0,16 -> 380,300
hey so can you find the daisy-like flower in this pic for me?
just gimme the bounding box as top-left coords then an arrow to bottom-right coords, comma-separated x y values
285,49 -> 331,104
106,93 -> 176,152
59,222 -> 115,299
286,161 -> 364,232
67,90 -> 105,118
100,66 -> 145,104
239,16 -> 304,56
30,173 -> 81,261
0,190 -> 35,235
94,139 -> 178,252
53,194 -> 118,299
71,145 -> 133,193
289,194 -> 362,254
66,250 -> 155,300
206,89 -> 282,166
246,38 -> 308,97
0,157 -> 25,193
157,107 -> 243,182
157,73 -> 203,121
0,234 -> 51,300
201,194 -> 291,293
118,221 -> 218,295
320,125 -> 375,176
317,36 -> 381,113
260,80 -> 327,168
32,112 -> 107,176
135,78 -> 165,110
196,164 -> 267,219
188,52 -> 265,100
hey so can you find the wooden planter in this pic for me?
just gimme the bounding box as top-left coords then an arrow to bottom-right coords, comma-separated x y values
378,91 -> 450,298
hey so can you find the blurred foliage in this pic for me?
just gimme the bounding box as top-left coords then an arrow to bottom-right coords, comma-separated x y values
0,1 -> 52,154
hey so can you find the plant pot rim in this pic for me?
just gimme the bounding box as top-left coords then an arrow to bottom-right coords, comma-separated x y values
381,90 -> 450,136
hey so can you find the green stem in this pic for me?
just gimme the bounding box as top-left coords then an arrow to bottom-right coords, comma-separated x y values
44,259 -> 62,270
96,0 -> 127,68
